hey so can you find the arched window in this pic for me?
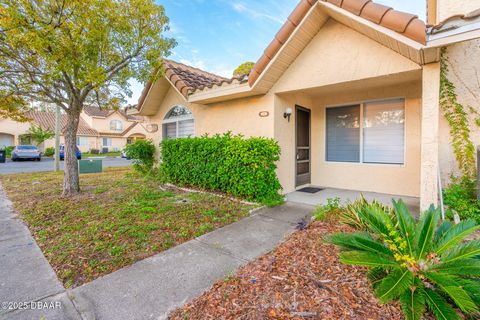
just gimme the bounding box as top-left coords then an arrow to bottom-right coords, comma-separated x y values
162,105 -> 194,139
110,120 -> 123,131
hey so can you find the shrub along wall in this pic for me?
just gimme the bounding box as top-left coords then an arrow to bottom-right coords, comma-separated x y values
160,133 -> 283,205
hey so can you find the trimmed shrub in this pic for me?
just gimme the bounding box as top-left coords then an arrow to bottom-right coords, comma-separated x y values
125,139 -> 156,174
90,149 -> 100,155
5,146 -> 14,157
443,176 -> 480,222
44,147 -> 55,157
160,133 -> 283,205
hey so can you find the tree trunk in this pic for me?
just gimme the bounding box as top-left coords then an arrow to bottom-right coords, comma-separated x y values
62,107 -> 81,196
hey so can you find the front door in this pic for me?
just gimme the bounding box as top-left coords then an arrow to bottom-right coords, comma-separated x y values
295,105 -> 311,187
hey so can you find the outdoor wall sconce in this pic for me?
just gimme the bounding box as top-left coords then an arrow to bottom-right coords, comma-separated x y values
284,107 -> 292,122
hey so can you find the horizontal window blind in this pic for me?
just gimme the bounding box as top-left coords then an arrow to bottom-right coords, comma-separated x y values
164,122 -> 176,139
326,105 -> 360,162
178,119 -> 194,138
363,99 -> 405,164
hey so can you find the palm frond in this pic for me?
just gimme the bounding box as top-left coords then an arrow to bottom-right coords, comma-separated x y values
424,288 -> 461,320
457,278 -> 480,305
415,206 -> 440,259
367,267 -> 388,289
441,240 -> 480,263
433,220 -> 480,255
339,251 -> 398,268
424,272 -> 478,313
393,199 -> 415,257
431,258 -> 480,276
375,269 -> 413,303
358,204 -> 394,236
399,279 -> 426,320
434,220 -> 453,243
327,232 -> 393,256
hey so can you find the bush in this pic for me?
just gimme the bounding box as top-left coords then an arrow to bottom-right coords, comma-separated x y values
329,200 -> 480,320
443,176 -> 480,222
160,133 -> 283,205
90,149 -> 100,155
124,139 -> 156,173
313,197 -> 342,221
340,195 -> 392,230
44,147 -> 55,157
5,146 -> 14,157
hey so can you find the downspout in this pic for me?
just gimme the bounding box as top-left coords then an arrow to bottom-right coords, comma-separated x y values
438,166 -> 445,220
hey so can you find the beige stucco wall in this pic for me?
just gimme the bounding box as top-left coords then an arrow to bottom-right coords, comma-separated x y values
146,87 -> 275,149
439,39 -> 480,183
274,82 -> 422,196
437,0 -> 480,22
271,20 -> 421,94
0,118 -> 31,146
270,19 -> 423,196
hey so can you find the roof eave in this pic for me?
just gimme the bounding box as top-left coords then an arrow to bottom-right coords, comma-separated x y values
426,21 -> 480,47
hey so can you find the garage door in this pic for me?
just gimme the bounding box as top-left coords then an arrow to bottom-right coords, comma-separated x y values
0,134 -> 14,147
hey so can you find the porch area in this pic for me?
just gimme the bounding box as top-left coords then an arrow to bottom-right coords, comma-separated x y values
286,188 -> 420,214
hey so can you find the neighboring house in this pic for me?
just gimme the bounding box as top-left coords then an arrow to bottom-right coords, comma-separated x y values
131,0 -> 480,210
0,107 -> 150,152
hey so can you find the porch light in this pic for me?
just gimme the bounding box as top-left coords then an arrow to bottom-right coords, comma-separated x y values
284,107 -> 292,122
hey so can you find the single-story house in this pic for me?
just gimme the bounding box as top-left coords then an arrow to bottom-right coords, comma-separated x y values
0,106 -> 151,152
129,0 -> 480,210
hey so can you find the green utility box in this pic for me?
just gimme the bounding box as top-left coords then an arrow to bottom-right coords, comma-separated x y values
79,159 -> 103,174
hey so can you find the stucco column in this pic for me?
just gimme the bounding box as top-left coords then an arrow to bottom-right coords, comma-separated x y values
420,62 -> 441,211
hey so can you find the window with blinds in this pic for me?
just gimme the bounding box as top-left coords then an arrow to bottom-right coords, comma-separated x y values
363,99 -> 405,164
326,98 -> 405,165
326,105 -> 360,162
162,105 -> 195,140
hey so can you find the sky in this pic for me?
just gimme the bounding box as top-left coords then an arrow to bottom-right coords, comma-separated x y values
126,0 -> 426,105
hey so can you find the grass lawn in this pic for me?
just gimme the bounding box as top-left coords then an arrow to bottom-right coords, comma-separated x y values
82,151 -> 121,158
0,167 -> 254,288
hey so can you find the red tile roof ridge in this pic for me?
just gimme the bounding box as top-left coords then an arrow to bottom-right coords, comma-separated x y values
430,8 -> 480,30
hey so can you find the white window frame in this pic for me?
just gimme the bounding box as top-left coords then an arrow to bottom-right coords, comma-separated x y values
110,120 -> 123,131
325,97 -> 406,166
162,105 -> 195,140
102,138 -> 112,147
76,136 -> 88,147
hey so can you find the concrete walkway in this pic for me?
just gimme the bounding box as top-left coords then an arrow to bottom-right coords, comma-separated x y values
0,185 -> 82,320
0,183 -> 313,320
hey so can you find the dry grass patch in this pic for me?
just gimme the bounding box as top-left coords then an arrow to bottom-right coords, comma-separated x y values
0,167 -> 254,288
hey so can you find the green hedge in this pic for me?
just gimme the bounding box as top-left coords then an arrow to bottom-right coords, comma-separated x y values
160,133 -> 283,205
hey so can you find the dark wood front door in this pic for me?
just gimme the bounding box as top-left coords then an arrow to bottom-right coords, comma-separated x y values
296,106 -> 311,187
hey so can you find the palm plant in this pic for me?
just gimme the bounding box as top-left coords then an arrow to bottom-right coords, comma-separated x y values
329,200 -> 480,320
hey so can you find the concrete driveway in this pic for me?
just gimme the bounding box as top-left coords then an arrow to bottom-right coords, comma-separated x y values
0,157 -> 132,174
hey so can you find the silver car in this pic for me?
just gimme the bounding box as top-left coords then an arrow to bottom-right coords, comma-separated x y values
11,145 -> 42,161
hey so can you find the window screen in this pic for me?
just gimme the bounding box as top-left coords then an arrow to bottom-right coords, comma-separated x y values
326,105 -> 360,162
102,138 -> 112,146
76,136 -> 88,146
363,99 -> 405,164
178,119 -> 194,138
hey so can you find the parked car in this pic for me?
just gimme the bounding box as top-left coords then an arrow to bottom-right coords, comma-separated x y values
11,145 -> 41,161
59,145 -> 82,160
121,149 -> 130,159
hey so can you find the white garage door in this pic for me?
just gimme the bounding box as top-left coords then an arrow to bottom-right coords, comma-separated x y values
0,134 -> 14,147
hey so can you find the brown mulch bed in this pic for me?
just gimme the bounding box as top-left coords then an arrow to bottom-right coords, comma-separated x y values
169,220 -> 404,320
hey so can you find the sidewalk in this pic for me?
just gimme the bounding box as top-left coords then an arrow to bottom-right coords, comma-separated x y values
0,184 -> 81,320
0,184 -> 313,320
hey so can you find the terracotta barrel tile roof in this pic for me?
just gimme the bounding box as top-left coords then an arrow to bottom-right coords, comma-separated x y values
361,2 -> 391,24
163,60 -> 237,97
324,0 -> 426,43
26,111 -> 98,136
430,9 -> 480,33
248,0 -> 427,86
248,0 -> 317,86
83,105 -> 141,121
